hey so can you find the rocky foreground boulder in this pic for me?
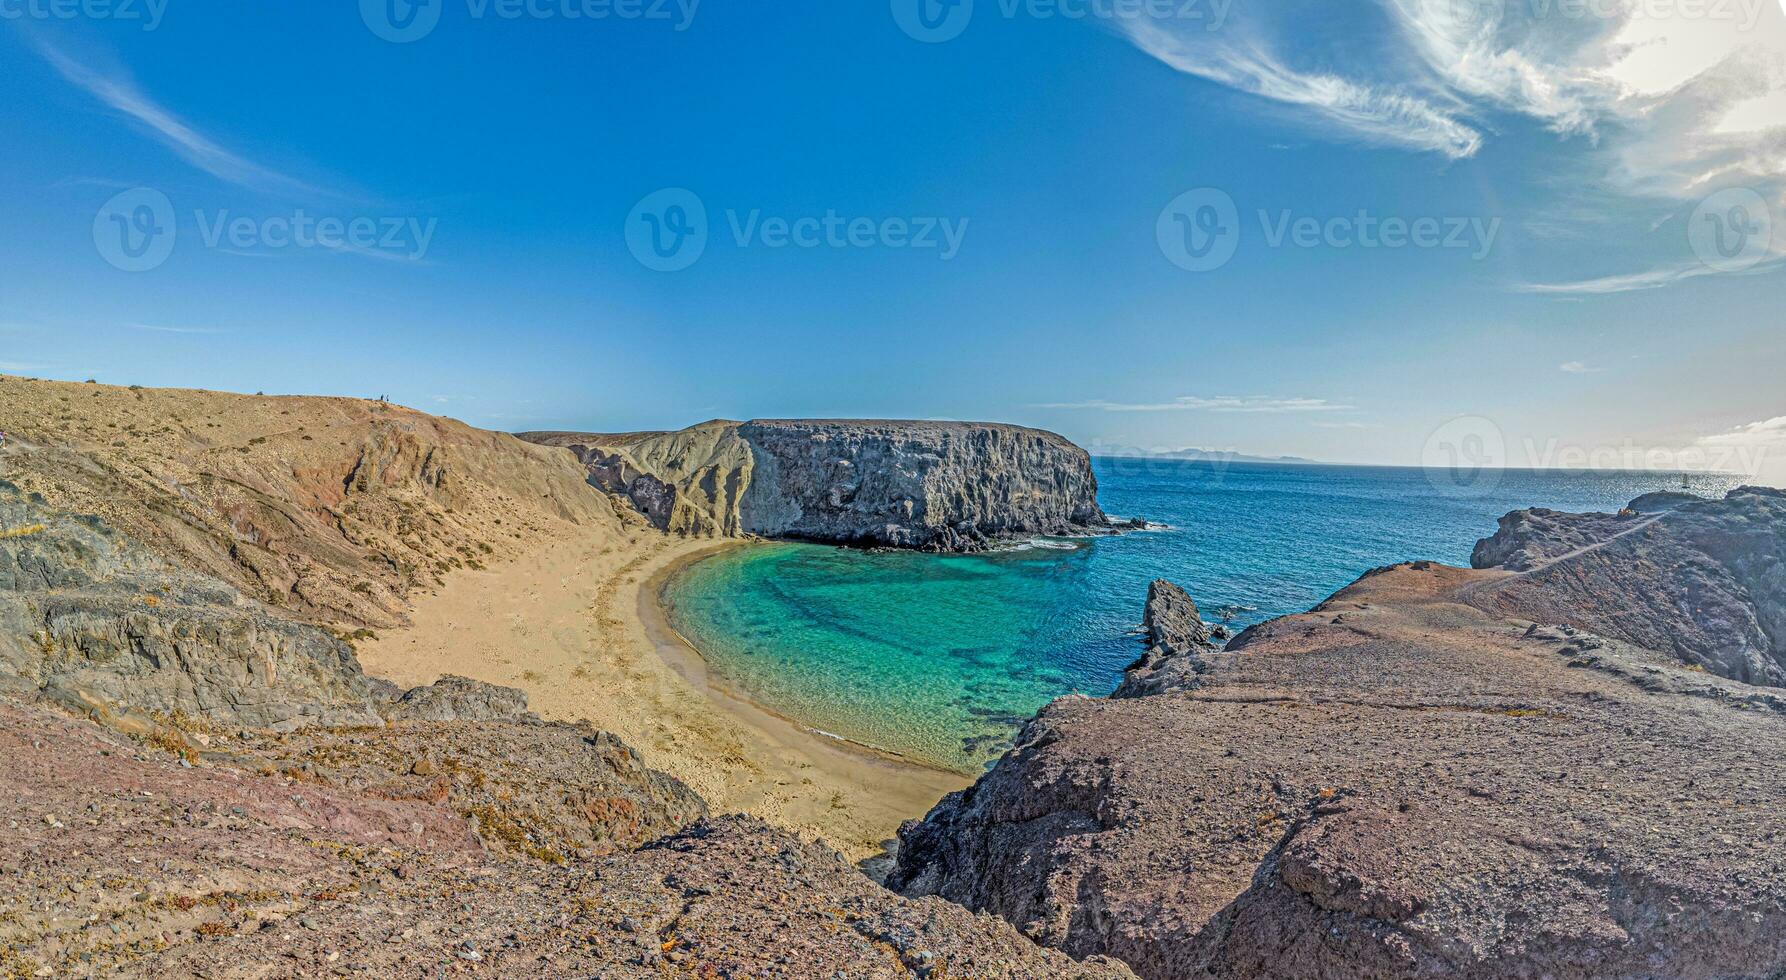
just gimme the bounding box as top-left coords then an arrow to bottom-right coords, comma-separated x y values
892,495 -> 1786,979
0,697 -> 1135,978
522,418 -> 1112,551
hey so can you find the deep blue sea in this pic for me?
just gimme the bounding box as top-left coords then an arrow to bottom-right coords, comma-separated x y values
663,461 -> 1743,774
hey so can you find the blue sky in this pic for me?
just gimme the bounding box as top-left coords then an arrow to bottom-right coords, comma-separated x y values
3,0 -> 1784,480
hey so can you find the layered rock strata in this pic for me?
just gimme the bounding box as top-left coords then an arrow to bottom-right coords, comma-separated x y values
523,418 -> 1112,551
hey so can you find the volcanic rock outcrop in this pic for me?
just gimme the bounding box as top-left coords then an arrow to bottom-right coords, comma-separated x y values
1472,487 -> 1786,686
522,418 -> 1112,551
0,480 -> 386,730
892,493 -> 1786,979
0,694 -> 1140,978
1115,579 -> 1218,698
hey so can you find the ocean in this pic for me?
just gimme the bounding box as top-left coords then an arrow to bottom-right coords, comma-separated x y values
661,460 -> 1745,774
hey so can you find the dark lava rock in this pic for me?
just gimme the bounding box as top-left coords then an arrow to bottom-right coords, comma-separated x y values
1142,579 -> 1210,655
1474,488 -> 1786,686
522,419 -> 1113,552
893,546 -> 1786,978
1116,580 -> 1217,698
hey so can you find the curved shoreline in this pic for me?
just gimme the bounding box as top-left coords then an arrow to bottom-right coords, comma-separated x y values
638,540 -> 970,840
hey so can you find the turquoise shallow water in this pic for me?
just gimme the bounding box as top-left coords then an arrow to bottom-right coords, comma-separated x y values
663,461 -> 1744,774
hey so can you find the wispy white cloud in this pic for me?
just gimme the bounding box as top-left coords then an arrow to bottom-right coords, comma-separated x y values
1521,255 -> 1786,294
1558,361 -> 1602,374
31,39 -> 331,198
1034,395 -> 1354,413
1384,0 -> 1619,137
1113,0 -> 1786,293
1115,15 -> 1482,159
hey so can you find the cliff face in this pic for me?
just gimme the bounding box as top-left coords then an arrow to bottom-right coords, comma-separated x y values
524,419 -> 1112,551
1471,487 -> 1786,686
893,503 -> 1786,978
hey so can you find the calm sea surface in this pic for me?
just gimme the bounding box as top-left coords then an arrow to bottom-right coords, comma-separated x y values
663,461 -> 1743,773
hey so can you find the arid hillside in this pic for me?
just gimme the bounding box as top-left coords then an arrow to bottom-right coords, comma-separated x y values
0,376 -> 628,628
0,375 -> 963,856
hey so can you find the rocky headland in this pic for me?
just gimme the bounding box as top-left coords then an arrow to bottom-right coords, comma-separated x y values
521,418 -> 1114,552
891,488 -> 1786,978
1470,486 -> 1786,685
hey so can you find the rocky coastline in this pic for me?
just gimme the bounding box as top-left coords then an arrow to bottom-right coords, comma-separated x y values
6,377 -> 1786,978
521,418 -> 1116,552
890,487 -> 1786,978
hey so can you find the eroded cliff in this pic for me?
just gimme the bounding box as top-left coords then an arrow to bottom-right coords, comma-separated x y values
523,418 -> 1112,551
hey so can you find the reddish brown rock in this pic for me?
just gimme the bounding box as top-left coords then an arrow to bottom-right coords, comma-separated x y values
894,544 -> 1786,978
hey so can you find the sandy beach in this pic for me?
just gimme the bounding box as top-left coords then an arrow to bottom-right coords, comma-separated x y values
358,528 -> 968,858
